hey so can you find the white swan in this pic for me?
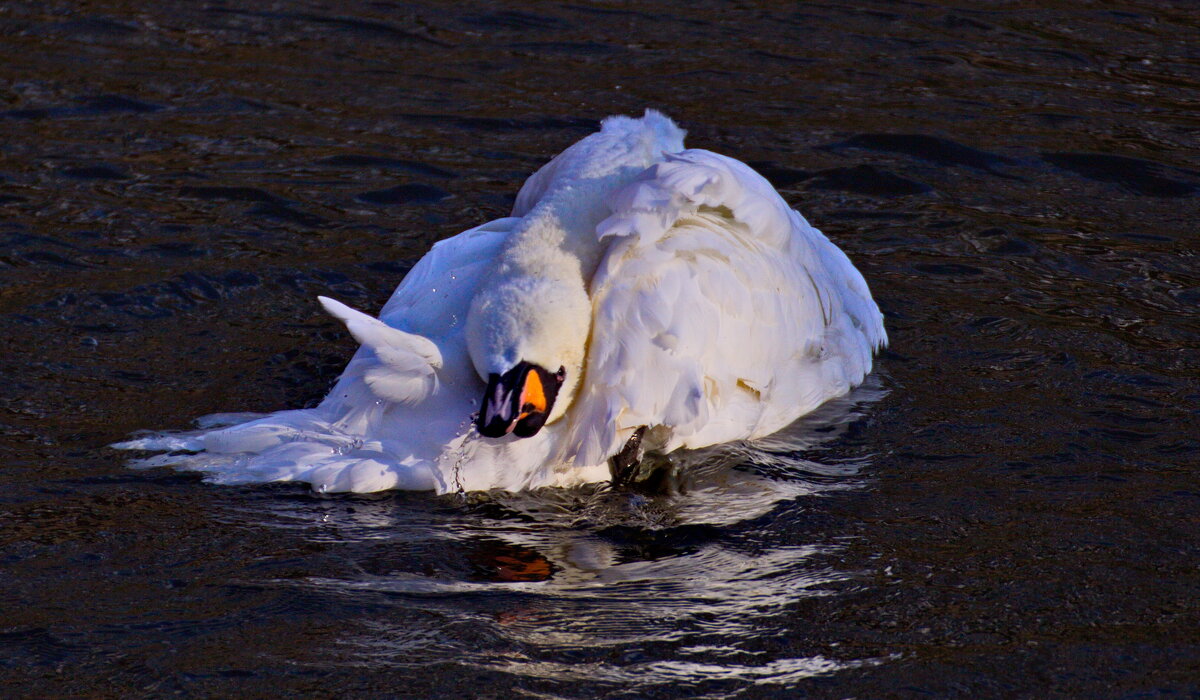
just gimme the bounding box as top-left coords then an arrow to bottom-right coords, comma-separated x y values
116,111 -> 887,493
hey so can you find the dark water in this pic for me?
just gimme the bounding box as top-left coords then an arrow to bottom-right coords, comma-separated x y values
3,1 -> 1199,696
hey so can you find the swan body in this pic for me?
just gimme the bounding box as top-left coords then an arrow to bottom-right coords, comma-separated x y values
116,111 -> 886,494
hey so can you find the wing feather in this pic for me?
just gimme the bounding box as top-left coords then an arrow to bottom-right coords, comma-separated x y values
319,296 -> 441,404
319,216 -> 519,410
563,150 -> 886,467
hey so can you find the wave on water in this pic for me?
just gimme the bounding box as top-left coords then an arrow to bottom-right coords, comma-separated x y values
222,379 -> 889,693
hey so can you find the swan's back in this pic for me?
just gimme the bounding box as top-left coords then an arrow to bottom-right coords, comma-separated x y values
560,149 -> 886,467
512,111 -> 686,218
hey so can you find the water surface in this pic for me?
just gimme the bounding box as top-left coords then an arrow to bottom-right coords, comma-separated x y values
2,1 -> 1199,696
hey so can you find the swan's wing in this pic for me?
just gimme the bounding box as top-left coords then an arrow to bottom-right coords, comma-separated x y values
318,216 -> 518,431
118,217 -> 522,495
318,296 -> 442,405
563,149 -> 886,467
379,217 -> 519,335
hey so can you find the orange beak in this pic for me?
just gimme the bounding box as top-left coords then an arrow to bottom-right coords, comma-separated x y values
477,362 -> 564,439
516,369 -> 547,422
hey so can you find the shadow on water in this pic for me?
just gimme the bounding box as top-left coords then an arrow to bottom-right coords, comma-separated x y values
221,382 -> 887,694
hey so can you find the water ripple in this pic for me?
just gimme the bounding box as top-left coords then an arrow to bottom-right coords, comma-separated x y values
217,384 -> 890,690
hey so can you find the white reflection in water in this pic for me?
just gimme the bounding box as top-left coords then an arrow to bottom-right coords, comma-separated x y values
248,378 -> 886,692
495,655 -> 869,688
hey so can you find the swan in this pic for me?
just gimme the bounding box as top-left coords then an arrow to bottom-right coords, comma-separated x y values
115,110 -> 887,494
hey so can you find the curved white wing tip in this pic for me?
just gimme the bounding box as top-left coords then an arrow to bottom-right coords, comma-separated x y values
318,295 -> 441,362
317,295 -> 354,322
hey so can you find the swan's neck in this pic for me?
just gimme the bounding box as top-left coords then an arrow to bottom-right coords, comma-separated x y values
500,170 -> 634,282
466,123 -> 679,421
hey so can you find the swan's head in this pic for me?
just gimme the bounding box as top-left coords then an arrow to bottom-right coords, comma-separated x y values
466,271 -> 591,439
477,361 -> 565,438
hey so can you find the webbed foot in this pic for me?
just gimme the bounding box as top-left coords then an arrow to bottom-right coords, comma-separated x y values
609,426 -> 647,488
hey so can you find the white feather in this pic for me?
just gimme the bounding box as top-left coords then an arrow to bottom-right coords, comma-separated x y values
115,112 -> 885,494
563,151 -> 886,467
318,296 -> 441,405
